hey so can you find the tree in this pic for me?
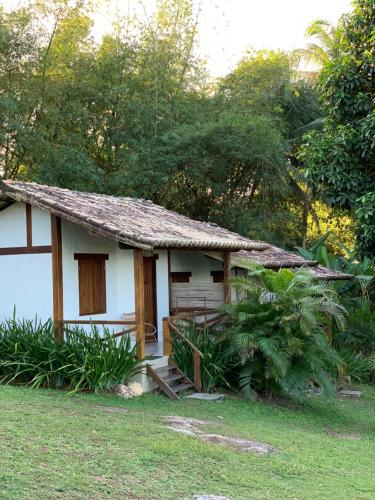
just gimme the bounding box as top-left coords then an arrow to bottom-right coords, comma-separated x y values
218,50 -> 322,246
300,19 -> 343,66
0,1 -> 103,189
298,0 -> 375,257
129,113 -> 287,220
0,6 -> 40,179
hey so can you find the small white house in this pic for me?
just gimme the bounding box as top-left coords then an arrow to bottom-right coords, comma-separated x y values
0,181 -> 351,396
0,181 -> 269,354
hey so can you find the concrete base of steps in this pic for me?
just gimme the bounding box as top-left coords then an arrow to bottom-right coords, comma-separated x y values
129,355 -> 170,393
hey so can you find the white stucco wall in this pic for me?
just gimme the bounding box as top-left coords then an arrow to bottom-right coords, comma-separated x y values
0,254 -> 53,321
170,250 -> 223,283
32,206 -> 51,246
0,203 -> 227,337
0,203 -> 53,322
0,203 -> 27,247
61,221 -> 135,326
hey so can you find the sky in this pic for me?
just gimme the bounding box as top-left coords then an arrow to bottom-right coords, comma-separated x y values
4,0 -> 353,77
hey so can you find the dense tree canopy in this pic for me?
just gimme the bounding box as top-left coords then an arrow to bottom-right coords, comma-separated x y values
0,0 -> 323,249
0,0 -> 372,257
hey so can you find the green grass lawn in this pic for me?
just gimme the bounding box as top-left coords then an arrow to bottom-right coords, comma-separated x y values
0,385 -> 374,499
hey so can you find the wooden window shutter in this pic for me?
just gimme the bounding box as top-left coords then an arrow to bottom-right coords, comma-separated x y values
74,254 -> 108,316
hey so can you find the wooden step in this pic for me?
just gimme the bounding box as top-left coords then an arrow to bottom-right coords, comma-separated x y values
173,383 -> 195,393
155,368 -> 176,379
164,373 -> 184,384
146,362 -> 194,400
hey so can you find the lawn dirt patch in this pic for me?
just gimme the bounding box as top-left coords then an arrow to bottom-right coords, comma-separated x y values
325,428 -> 362,440
94,405 -> 129,414
164,416 -> 276,454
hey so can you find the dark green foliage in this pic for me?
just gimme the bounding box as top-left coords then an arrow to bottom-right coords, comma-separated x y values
297,232 -> 375,300
298,0 -> 375,256
338,305 -> 375,354
0,318 -> 142,392
355,192 -> 375,257
171,323 -> 235,391
223,265 -> 345,400
335,348 -> 373,383
297,235 -> 375,382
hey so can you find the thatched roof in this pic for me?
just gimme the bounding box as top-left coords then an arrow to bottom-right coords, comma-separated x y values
304,265 -> 354,281
204,245 -> 354,281
232,247 -> 318,268
232,246 -> 354,281
0,181 -> 269,251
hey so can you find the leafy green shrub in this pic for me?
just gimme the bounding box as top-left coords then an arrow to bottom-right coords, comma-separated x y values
171,323 -> 235,391
296,232 -> 375,302
0,318 -> 142,392
334,348 -> 373,384
336,304 -> 375,355
223,264 -> 346,400
297,234 -> 375,383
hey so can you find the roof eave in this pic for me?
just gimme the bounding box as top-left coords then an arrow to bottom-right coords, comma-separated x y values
1,184 -> 269,252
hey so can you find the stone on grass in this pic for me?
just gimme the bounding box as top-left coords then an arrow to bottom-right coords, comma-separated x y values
185,393 -> 225,401
128,382 -> 143,396
199,433 -> 275,454
116,382 -> 143,399
164,416 -> 276,454
339,389 -> 363,399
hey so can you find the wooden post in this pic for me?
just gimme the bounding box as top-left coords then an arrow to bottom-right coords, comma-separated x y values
193,350 -> 202,391
167,250 -> 172,314
223,250 -> 231,304
51,214 -> 63,344
134,248 -> 145,359
163,317 -> 171,356
26,204 -> 32,248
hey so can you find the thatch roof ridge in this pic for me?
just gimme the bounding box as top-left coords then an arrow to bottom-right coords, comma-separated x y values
306,265 -> 354,281
233,246 -> 318,269
232,246 -> 354,281
0,181 -> 270,251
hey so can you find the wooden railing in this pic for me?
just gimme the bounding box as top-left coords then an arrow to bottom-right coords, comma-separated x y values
163,317 -> 202,391
162,309 -> 227,392
60,319 -> 137,338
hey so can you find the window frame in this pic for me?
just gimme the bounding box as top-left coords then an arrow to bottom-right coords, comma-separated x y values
74,253 -> 109,316
211,270 -> 224,283
170,271 -> 192,283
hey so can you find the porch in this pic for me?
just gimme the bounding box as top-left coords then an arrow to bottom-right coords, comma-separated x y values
53,242 -> 232,397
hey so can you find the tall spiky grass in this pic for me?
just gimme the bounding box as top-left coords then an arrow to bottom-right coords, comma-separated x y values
0,318 -> 143,392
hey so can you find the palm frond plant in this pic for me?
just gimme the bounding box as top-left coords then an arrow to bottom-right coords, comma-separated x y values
297,234 -> 375,383
222,262 -> 346,400
295,19 -> 344,67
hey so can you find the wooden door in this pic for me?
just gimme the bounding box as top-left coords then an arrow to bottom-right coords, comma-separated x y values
143,256 -> 157,339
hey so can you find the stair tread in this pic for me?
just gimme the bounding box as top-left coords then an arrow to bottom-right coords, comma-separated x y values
164,373 -> 184,383
173,383 -> 195,393
155,367 -> 176,376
